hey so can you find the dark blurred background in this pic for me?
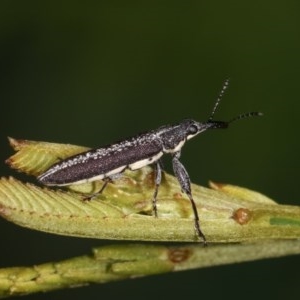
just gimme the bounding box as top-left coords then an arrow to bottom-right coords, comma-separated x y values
0,1 -> 299,299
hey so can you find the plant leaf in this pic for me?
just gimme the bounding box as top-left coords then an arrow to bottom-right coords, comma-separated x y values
1,138 -> 300,242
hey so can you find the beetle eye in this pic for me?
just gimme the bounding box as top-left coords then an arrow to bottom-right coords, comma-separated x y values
188,124 -> 198,135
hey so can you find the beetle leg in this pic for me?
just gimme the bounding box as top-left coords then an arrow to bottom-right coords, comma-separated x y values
152,160 -> 163,217
172,151 -> 206,244
82,177 -> 112,201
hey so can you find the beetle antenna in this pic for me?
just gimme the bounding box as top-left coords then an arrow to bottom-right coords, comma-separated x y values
208,78 -> 230,121
229,111 -> 263,124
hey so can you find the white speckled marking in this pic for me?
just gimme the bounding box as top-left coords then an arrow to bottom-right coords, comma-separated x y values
128,152 -> 163,170
163,139 -> 186,153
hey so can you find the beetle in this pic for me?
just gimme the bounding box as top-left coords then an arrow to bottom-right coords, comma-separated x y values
38,80 -> 262,244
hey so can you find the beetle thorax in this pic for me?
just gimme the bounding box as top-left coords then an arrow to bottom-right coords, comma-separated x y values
157,119 -> 199,154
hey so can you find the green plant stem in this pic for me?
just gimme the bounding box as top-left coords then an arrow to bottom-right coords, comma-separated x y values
0,240 -> 300,298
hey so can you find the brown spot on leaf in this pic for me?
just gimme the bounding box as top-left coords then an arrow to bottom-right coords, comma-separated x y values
4,157 -> 12,166
0,204 -> 13,217
232,208 -> 252,225
145,169 -> 155,186
168,248 -> 191,263
173,192 -> 182,200
120,177 -> 136,187
209,181 -> 225,190
134,200 -> 149,210
7,137 -> 27,150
